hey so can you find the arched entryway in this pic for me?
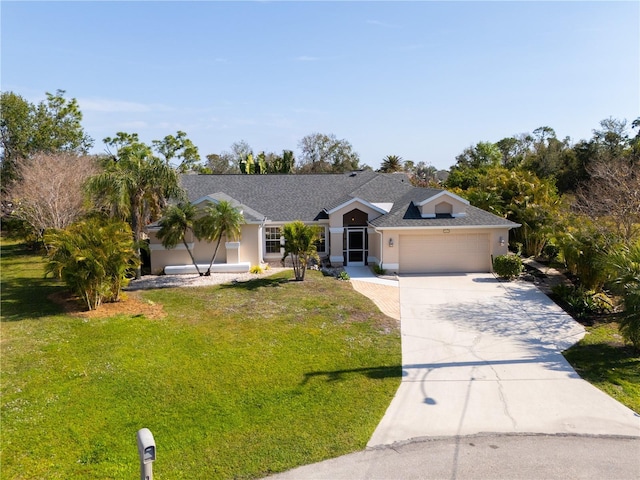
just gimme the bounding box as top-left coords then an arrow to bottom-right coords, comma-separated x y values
343,209 -> 368,266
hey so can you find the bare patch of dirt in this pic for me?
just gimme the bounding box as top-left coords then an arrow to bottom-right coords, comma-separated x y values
48,291 -> 166,320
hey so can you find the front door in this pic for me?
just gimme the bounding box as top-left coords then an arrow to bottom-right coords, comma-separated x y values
346,227 -> 367,266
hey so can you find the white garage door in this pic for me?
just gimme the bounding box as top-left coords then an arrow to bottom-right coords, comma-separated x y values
399,233 -> 490,273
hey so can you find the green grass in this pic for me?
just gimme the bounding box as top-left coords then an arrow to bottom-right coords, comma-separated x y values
563,322 -> 640,414
1,240 -> 401,479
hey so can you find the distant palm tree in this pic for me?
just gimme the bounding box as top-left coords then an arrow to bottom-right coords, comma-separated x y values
195,200 -> 245,276
379,155 -> 403,173
157,202 -> 203,276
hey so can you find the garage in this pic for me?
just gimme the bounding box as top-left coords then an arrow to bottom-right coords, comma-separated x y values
399,233 -> 491,274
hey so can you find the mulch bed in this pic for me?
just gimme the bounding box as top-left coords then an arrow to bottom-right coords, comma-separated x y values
48,290 -> 166,320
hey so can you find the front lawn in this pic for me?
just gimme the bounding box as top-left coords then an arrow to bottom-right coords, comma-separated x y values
1,240 -> 401,479
563,321 -> 640,414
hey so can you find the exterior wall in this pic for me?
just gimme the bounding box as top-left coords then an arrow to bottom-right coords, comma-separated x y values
328,227 -> 344,265
148,230 -> 194,275
419,196 -> 468,217
148,224 -> 262,274
239,224 -> 261,267
367,228 -> 381,265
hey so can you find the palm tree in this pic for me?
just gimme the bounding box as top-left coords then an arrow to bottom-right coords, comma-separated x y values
281,221 -> 321,281
157,202 -> 203,276
195,200 -> 245,276
85,137 -> 184,278
379,155 -> 403,173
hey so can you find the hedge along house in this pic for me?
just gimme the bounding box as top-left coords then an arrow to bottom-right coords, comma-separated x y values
147,170 -> 520,275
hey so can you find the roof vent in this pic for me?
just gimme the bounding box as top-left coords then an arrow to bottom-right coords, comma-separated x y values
349,172 -> 357,177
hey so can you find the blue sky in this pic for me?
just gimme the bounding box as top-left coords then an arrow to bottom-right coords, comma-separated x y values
2,1 -> 638,170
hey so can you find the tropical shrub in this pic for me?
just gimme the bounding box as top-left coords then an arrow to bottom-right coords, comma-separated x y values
454,166 -> 560,257
372,264 -> 386,275
555,217 -> 613,290
609,242 -> 640,349
493,254 -> 523,280
250,265 -> 263,274
281,220 -> 321,281
44,218 -> 139,310
337,270 -> 350,281
542,243 -> 560,262
551,284 -> 613,320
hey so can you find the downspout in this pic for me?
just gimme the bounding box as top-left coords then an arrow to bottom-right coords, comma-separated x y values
259,216 -> 267,264
378,228 -> 383,269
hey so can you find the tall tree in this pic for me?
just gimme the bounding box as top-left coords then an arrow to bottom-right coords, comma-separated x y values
8,152 -> 99,244
379,155 -> 403,173
152,130 -> 201,173
574,158 -> 640,243
453,141 -> 502,169
297,133 -> 360,173
85,132 -> 184,278
156,202 -> 204,276
0,90 -> 93,189
281,221 -> 321,281
205,152 -> 238,174
195,200 -> 245,276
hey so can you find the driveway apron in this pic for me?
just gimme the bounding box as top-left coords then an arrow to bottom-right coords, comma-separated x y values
368,274 -> 640,447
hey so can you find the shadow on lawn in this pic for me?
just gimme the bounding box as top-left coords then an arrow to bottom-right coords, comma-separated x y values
218,276 -> 291,291
1,276 -> 65,322
564,342 -> 640,385
301,365 -> 403,385
1,246 -> 65,322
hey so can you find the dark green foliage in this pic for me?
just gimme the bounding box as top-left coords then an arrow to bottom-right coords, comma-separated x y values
552,284 -> 614,320
378,155 -> 403,173
372,264 -> 386,275
542,243 -> 560,261
492,254 -> 523,280
609,243 -> 640,349
1,90 -> 93,189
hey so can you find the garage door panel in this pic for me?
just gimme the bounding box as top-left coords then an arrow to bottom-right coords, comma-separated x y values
399,234 -> 490,273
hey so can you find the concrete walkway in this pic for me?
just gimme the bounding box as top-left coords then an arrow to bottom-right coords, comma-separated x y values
345,266 -> 400,321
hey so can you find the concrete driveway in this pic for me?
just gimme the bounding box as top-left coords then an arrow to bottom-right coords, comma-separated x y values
368,273 -> 640,446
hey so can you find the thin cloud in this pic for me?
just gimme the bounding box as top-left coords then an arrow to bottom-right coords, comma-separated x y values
366,19 -> 400,28
79,98 -> 172,113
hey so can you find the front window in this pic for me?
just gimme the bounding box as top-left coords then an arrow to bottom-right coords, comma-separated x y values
315,227 -> 327,253
265,227 -> 281,254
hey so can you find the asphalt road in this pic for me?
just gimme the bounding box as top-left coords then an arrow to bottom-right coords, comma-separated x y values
266,433 -> 640,480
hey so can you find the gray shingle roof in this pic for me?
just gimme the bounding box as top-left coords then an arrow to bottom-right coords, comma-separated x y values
179,172 -> 518,229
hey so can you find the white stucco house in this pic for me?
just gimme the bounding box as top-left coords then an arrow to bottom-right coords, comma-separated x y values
147,170 -> 519,275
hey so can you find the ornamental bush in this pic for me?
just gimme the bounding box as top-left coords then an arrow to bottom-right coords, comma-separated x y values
44,218 -> 139,310
493,254 -> 523,280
